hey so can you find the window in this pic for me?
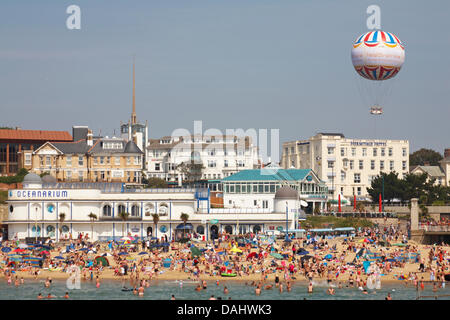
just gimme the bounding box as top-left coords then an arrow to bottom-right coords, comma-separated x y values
115,157 -> 120,165
402,161 -> 407,171
381,148 -> 385,157
67,171 -> 72,179
103,205 -> 112,217
100,171 -> 105,180
343,159 -> 348,167
78,156 -> 83,166
388,148 -> 393,157
340,171 -> 346,183
402,148 -> 407,157
380,160 -> 385,170
371,160 -> 375,170
237,160 -> 245,167
327,147 -> 334,155
106,156 -> 110,164
134,156 -> 139,165
224,160 -> 228,167
368,175 -> 375,185
208,149 -> 215,156
362,148 -> 367,156
118,204 -> 126,215
25,154 -> 32,166
357,187 -> 361,196
254,200 -> 257,206
131,205 -> 139,217
46,156 -> 51,166
262,200 -> 268,209
349,160 -> 354,170
291,147 -> 295,154
127,157 -> 131,165
354,173 -> 361,183
100,156 -> 105,165
155,163 -> 160,171
208,160 -> 216,168
351,148 -> 356,156
390,160 -> 394,171
196,225 -> 204,235
359,160 -> 364,170
78,171 -> 83,182
40,156 -> 44,166
340,148 -> 345,156
328,161 -> 334,169
373,148 -> 377,157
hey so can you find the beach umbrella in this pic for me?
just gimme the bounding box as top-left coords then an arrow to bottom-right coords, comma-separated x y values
126,256 -> 135,261
301,255 -> 314,262
39,251 -> 50,255
161,243 -> 170,247
54,256 -> 65,260
1,247 -> 11,253
102,253 -> 113,257
324,254 -> 333,260
297,249 -> 309,255
18,243 -> 29,249
138,252 -> 148,255
118,252 -> 128,256
13,248 -> 25,253
120,237 -> 132,241
270,252 -> 284,260
230,246 -> 242,254
78,248 -> 89,252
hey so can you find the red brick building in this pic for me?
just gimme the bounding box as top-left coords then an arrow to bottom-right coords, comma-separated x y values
0,128 -> 72,176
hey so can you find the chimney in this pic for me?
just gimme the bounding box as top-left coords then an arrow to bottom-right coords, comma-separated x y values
72,126 -> 89,142
87,129 -> 93,146
445,148 -> 450,159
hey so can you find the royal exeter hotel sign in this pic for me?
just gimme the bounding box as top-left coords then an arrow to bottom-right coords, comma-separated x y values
10,190 -> 69,199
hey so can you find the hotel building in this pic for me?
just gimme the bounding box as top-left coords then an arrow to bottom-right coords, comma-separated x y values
146,135 -> 261,182
281,133 -> 409,201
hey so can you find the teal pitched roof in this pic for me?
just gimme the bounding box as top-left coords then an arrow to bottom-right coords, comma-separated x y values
222,169 -> 313,182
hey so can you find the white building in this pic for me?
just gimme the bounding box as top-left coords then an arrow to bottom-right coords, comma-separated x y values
281,133 -> 409,201
6,173 -> 301,241
221,168 -> 328,214
146,135 -> 261,182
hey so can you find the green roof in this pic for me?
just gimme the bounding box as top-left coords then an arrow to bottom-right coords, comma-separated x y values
222,169 -> 313,182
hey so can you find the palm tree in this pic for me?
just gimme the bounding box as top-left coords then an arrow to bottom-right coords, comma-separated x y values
152,213 -> 160,239
59,213 -> 66,240
87,212 -> 97,241
118,209 -> 129,236
180,213 -> 189,239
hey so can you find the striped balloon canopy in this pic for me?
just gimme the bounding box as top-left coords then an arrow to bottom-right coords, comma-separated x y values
351,30 -> 405,80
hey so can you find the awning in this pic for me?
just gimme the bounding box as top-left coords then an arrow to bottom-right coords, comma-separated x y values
334,227 -> 355,231
176,223 -> 194,230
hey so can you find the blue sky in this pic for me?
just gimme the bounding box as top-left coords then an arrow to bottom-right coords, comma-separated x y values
0,0 -> 449,156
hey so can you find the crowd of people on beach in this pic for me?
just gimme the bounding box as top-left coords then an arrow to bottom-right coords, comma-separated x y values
0,223 -> 448,299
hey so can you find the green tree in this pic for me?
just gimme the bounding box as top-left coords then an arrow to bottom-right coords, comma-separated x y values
152,213 -> 160,238
410,148 -> 443,166
180,213 -> 190,239
59,213 -> 66,237
146,177 -> 168,188
118,209 -> 129,236
87,212 -> 97,240
367,172 -> 406,203
176,161 -> 205,182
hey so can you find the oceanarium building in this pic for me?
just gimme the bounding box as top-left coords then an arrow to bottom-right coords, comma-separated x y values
6,173 -> 306,241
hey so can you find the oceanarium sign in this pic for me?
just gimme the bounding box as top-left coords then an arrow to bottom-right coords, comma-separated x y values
11,190 -> 69,199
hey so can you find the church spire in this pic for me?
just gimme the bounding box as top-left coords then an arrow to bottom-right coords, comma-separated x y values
131,56 -> 137,125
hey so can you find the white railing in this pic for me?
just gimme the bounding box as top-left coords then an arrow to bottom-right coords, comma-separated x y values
419,225 -> 450,232
198,208 -> 272,214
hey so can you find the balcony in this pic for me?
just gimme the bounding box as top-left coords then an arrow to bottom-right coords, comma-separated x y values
99,215 -> 143,221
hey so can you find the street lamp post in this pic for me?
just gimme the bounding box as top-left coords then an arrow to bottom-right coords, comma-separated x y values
35,207 -> 38,244
285,201 -> 289,242
382,174 -> 385,213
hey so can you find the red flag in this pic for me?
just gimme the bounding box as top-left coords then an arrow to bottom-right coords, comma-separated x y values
379,193 -> 382,213
338,194 -> 342,213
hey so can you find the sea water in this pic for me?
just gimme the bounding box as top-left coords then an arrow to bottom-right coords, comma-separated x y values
0,279 -> 448,300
